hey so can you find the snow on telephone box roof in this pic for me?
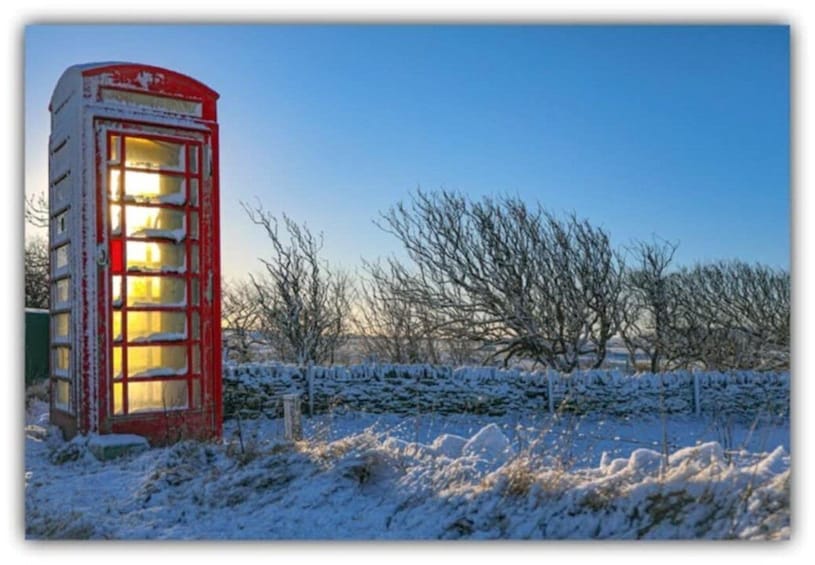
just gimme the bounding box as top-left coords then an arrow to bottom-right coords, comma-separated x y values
50,62 -> 219,123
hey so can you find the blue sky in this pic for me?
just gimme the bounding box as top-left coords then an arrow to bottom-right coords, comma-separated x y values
24,24 -> 790,280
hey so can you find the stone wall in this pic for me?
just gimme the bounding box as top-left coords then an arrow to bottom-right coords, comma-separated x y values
222,363 -> 789,421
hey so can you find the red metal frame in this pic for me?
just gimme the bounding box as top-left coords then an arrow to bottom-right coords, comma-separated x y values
86,65 -> 220,444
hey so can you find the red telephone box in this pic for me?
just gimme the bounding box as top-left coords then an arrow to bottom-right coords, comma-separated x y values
48,63 -> 222,444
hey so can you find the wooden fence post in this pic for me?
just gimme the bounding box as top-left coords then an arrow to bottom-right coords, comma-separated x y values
283,394 -> 303,441
307,363 -> 315,417
547,370 -> 555,414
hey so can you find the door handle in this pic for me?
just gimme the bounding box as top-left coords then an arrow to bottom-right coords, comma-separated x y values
96,244 -> 109,267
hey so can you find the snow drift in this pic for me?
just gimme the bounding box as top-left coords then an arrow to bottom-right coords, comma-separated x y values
25,400 -> 789,540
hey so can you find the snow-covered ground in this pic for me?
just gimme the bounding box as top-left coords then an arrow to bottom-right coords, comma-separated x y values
24,398 -> 789,540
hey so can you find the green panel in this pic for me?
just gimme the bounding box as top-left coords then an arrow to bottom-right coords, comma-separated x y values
25,310 -> 50,386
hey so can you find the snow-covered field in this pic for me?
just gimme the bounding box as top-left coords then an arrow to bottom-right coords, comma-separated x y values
24,396 -> 790,540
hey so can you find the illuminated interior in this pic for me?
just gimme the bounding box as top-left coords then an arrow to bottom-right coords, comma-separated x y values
112,310 -> 187,343
54,346 -> 70,372
54,278 -> 70,307
55,380 -> 70,411
113,380 -> 188,415
128,311 -> 187,341
110,169 -> 186,204
125,137 -> 185,171
109,134 -> 200,416
126,277 -> 186,306
53,312 -> 70,340
54,244 -> 70,270
127,206 -> 186,237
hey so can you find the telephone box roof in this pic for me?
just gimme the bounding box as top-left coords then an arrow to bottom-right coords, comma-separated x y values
50,62 -> 219,114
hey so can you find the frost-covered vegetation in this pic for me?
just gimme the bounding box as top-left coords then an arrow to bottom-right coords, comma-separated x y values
221,191 -> 790,374
25,392 -> 789,540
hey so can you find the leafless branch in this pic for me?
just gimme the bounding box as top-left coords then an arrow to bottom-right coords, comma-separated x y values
376,190 -> 625,371
242,201 -> 352,365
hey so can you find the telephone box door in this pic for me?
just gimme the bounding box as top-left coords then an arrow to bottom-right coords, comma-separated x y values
95,123 -> 220,440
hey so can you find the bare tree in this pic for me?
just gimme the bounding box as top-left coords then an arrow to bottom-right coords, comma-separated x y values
378,190 -> 625,371
221,278 -> 262,363
354,259 -> 491,365
243,202 -> 352,365
355,259 -> 439,364
25,191 -> 50,310
25,191 -> 49,229
25,237 -> 50,309
620,238 -> 680,372
673,261 -> 790,370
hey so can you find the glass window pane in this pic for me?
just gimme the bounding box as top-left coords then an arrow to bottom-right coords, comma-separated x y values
191,279 -> 199,306
112,276 -> 123,306
191,244 -> 199,273
127,345 -> 187,378
190,179 -> 199,206
191,311 -> 199,340
126,276 -> 186,307
54,346 -> 70,372
202,145 -> 209,178
55,380 -> 71,411
192,379 -> 201,408
127,380 -> 188,413
125,138 -> 185,171
190,211 -> 198,240
53,174 -> 70,208
113,382 -> 123,415
54,244 -> 70,270
102,89 -> 202,118
54,278 -> 70,306
127,311 -> 186,342
126,207 -> 185,240
110,204 -> 122,235
126,241 -> 186,273
112,311 -> 122,342
53,312 -> 70,340
113,346 -> 122,380
189,146 -> 198,173
109,169 -> 122,202
122,171 -> 185,205
54,210 -> 68,237
192,344 -> 200,374
109,135 -> 120,163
